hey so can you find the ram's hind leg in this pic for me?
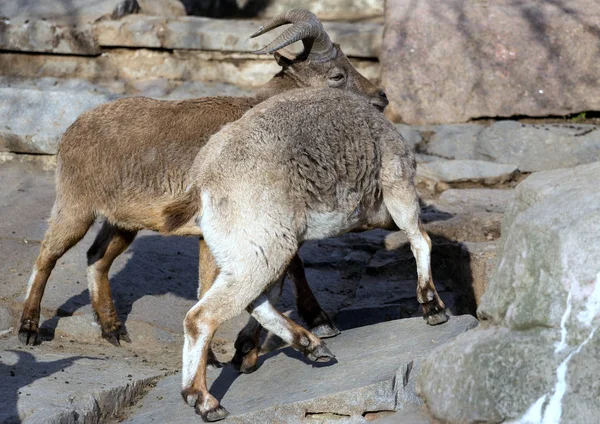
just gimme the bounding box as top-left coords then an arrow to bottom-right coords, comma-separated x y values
19,200 -> 94,345
184,194 -> 301,421
383,184 -> 448,325
287,254 -> 340,338
198,238 -> 224,368
86,221 -> 137,345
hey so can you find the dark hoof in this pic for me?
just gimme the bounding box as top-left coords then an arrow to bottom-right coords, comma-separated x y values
310,322 -> 341,339
198,405 -> 230,422
102,325 -> 131,346
426,311 -> 449,326
18,320 -> 41,346
239,361 -> 258,374
307,342 -> 336,363
231,349 -> 259,374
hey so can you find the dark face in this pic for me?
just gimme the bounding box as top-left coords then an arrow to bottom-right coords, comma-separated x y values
277,47 -> 389,112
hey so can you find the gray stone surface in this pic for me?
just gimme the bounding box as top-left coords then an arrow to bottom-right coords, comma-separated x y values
0,18 -> 100,55
420,121 -> 600,172
0,0 -> 120,23
421,124 -> 483,160
417,162 -> 600,423
0,304 -> 14,336
476,121 -> 600,172
435,188 -> 515,215
394,124 -> 422,149
123,316 -> 478,423
257,0 -> 383,21
0,87 -> 117,154
417,160 -> 518,185
0,339 -> 169,424
382,0 -> 600,124
0,80 -> 253,155
94,16 -> 382,58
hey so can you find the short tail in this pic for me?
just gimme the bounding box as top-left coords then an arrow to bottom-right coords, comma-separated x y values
161,192 -> 201,234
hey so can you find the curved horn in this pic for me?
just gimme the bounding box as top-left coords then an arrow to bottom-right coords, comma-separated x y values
250,9 -> 335,60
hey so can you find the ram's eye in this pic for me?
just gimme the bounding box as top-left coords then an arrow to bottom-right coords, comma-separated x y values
330,74 -> 345,81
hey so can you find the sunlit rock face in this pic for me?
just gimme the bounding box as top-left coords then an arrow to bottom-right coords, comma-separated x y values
416,162 -> 600,423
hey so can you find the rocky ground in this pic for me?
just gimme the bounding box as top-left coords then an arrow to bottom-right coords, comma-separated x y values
1,1 -> 599,422
0,152 -> 499,422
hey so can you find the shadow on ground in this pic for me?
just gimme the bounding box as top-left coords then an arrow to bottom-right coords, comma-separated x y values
0,350 -> 88,424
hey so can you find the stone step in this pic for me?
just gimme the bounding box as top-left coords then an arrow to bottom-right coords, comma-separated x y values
0,15 -> 382,58
0,48 -> 379,88
0,0 -> 383,23
0,79 -> 251,155
0,338 -> 170,423
121,315 -> 478,423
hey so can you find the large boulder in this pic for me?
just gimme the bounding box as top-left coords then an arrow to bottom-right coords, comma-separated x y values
382,0 -> 600,124
416,162 -> 600,423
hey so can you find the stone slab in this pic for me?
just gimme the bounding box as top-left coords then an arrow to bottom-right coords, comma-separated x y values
417,160 -> 518,185
476,121 -> 600,172
258,0 -> 383,21
421,121 -> 600,172
0,87 -> 118,154
0,0 -> 120,23
435,188 -> 515,215
94,16 -> 382,58
0,340 -> 167,424
123,315 -> 478,423
0,18 -> 100,55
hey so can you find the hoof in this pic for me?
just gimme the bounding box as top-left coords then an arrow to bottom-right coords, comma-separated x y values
239,360 -> 258,374
426,311 -> 449,326
18,320 -> 41,346
198,405 -> 230,422
232,350 -> 259,374
310,322 -> 341,339
102,325 -> 131,347
306,342 -> 336,363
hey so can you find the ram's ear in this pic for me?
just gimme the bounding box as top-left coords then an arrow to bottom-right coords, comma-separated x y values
274,51 -> 293,69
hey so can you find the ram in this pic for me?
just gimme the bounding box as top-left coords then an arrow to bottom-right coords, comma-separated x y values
165,87 -> 449,421
18,10 -> 389,363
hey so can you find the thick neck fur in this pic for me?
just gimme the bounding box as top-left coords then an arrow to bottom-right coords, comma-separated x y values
254,71 -> 302,103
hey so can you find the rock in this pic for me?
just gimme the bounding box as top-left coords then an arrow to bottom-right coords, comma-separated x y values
0,0 -> 120,23
94,16 -> 382,58
417,162 -> 600,423
0,48 -> 379,90
417,160 -> 519,185
420,121 -> 600,172
0,305 -> 14,336
254,0 -> 383,21
381,0 -> 600,124
395,124 -> 422,149
0,18 -> 99,55
0,87 -> 117,154
424,212 -> 503,242
137,0 -> 186,17
476,121 -> 600,172
123,316 -> 478,423
0,342 -> 166,424
435,188 -> 515,215
421,124 -> 483,160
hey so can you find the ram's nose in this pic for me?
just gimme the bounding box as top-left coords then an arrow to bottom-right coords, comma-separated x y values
372,90 -> 389,111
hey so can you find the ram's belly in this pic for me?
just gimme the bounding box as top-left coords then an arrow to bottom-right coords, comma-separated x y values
300,207 -> 367,242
